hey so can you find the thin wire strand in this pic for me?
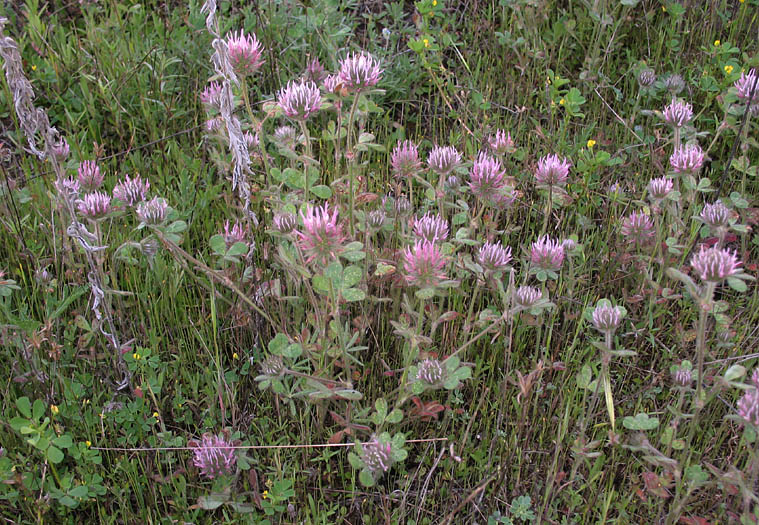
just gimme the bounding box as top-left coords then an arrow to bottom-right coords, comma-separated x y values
92,437 -> 448,452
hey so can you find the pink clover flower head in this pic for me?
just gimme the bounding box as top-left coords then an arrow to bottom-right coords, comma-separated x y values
672,365 -> 693,388
669,143 -> 704,174
663,99 -> 693,128
413,213 -> 449,243
51,137 -> 69,161
113,175 -> 150,206
417,358 -> 445,385
648,177 -> 674,201
530,235 -> 565,272
190,433 -> 237,479
78,160 -> 104,191
278,79 -> 322,121
296,203 -> 346,266
403,240 -> 448,288
638,69 -> 656,88
469,152 -> 505,199
322,74 -> 342,95
488,129 -> 516,156
477,241 -> 512,273
273,125 -> 297,149
367,209 -> 386,229
338,51 -> 382,92
273,212 -> 297,234
664,74 -> 685,95
56,176 -> 80,197
700,200 -> 730,228
243,131 -> 259,150
391,195 -> 412,217
303,57 -> 328,84
200,82 -> 223,108
391,140 -> 421,178
591,302 -> 625,335
515,285 -> 542,308
535,154 -> 571,187
621,210 -> 655,246
136,197 -> 168,225
77,191 -> 111,219
226,30 -> 264,77
734,68 -> 759,109
737,385 -> 759,427
561,239 -> 577,252
361,435 -> 393,474
222,220 -> 247,247
690,245 -> 742,282
205,117 -> 222,132
428,145 -> 461,177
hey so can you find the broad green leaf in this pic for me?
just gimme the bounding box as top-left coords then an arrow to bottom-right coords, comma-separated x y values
310,185 -> 332,199
209,234 -> 226,255
342,288 -> 366,302
622,412 -> 659,431
47,446 -> 64,464
16,397 -> 31,419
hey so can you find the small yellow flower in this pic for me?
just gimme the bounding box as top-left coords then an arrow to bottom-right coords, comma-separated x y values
587,139 -> 596,149
662,5 -> 666,11
133,352 -> 141,360
432,0 -> 437,5
31,65 -> 37,71
51,405 -> 59,415
232,352 -> 239,360
262,490 -> 269,500
739,0 -> 745,3
152,411 -> 159,419
724,65 -> 734,74
85,440 -> 91,447
714,40 -> 720,46
423,39 -> 429,48
559,98 -> 565,105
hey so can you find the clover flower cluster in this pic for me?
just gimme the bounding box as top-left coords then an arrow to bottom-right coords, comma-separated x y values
469,152 -> 507,203
428,146 -> 461,177
391,140 -> 421,178
591,303 -> 625,336
690,245 -> 742,282
663,99 -> 693,128
530,235 -> 565,272
113,175 -> 150,207
477,241 -> 512,273
488,129 -> 515,157
648,177 -> 674,202
413,213 -> 449,243
296,204 -> 346,266
78,161 -> 103,191
360,436 -> 393,474
669,144 -> 704,174
338,52 -> 382,92
403,240 -> 448,288
515,286 -> 543,308
534,154 -> 571,187
189,433 -> 237,479
226,30 -> 264,77
278,79 -> 321,121
737,370 -> 759,427
621,211 -> 655,247
136,197 -> 168,225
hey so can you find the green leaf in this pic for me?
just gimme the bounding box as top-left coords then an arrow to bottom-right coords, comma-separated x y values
727,277 -> 747,292
374,262 -> 395,276
342,266 -> 362,288
344,241 -> 363,252
622,412 -> 659,431
415,287 -> 436,300
16,397 -> 31,419
32,399 -> 45,421
268,333 -> 289,355
312,275 -> 331,294
165,220 -> 187,234
724,364 -> 746,381
209,234 -> 226,255
341,288 -> 366,302
198,493 -> 227,510
226,241 -> 249,258
69,485 -> 89,499
386,409 -> 403,424
282,343 -> 302,359
53,435 -> 73,449
341,250 -> 366,262
374,398 -> 388,422
58,496 -> 79,508
359,469 -> 376,487
47,446 -> 64,464
576,365 -> 592,389
310,185 -> 332,199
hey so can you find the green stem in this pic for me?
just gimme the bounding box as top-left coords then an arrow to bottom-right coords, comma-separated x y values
240,78 -> 271,186
694,282 -> 716,410
345,94 -> 361,235
299,120 -> 312,201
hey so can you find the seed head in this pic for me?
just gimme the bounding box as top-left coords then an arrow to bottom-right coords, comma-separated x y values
413,213 -> 449,243
416,358 -> 445,385
477,241 -> 512,273
427,146 -> 461,177
78,161 -> 103,191
403,240 -> 448,288
77,191 -> 111,219
51,137 -> 69,161
243,131 -> 259,150
621,211 -> 655,247
367,209 -> 386,229
273,126 -> 297,149
296,203 -> 346,266
338,51 -> 382,92
515,285 -> 542,308
226,31 -> 264,77
690,245 -> 742,282
663,99 -> 693,128
189,433 -> 237,479
664,74 -> 685,95
205,117 -> 222,132
672,365 -> 693,388
648,177 -> 674,202
56,176 -> 80,197
488,129 -> 516,157
445,175 -> 461,192
136,197 -> 168,225
530,235 -> 565,272
669,144 -> 704,174
591,303 -> 625,335
638,69 -> 656,88
391,195 -> 412,217
391,140 -> 421,178
273,212 -> 297,234
260,355 -> 285,377
113,175 -> 150,206
535,154 -> 571,187
278,79 -> 321,121
700,200 -> 730,228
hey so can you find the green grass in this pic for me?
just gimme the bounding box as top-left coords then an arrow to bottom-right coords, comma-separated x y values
1,0 -> 758,523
